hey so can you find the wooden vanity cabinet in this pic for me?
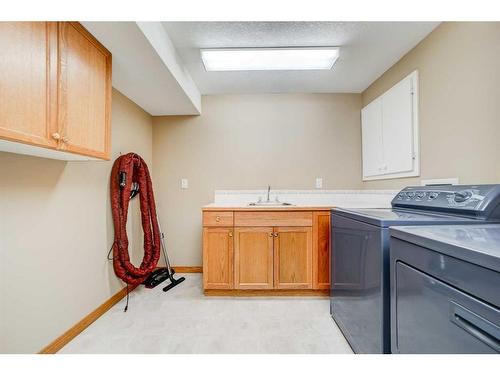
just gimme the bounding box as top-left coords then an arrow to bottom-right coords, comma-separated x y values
202,209 -> 331,295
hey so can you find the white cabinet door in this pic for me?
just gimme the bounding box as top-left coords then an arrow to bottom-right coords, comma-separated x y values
361,70 -> 419,181
361,98 -> 384,177
381,76 -> 415,174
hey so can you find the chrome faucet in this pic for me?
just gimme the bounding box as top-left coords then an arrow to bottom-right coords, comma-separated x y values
266,185 -> 271,202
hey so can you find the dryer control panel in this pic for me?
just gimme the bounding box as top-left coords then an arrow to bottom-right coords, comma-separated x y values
392,185 -> 500,219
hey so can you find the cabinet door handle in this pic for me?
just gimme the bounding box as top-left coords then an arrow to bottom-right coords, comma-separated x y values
52,132 -> 61,140
215,216 -> 221,222
269,232 -> 273,237
274,232 -> 278,237
62,136 -> 70,144
228,232 -> 233,237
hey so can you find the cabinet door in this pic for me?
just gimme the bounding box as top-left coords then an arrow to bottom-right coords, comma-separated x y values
0,22 -> 58,148
203,227 -> 233,289
58,22 -> 111,159
274,227 -> 313,289
312,212 -> 330,290
381,75 -> 415,174
361,97 -> 384,177
234,227 -> 274,289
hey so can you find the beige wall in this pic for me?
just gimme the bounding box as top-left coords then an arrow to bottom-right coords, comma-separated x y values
362,22 -> 500,189
0,89 -> 153,353
153,94 -> 362,266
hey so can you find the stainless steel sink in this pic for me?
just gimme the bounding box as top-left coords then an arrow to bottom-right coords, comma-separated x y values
248,185 -> 294,206
248,201 -> 294,206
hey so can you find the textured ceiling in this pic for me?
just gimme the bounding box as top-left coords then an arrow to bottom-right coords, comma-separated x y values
162,22 -> 439,94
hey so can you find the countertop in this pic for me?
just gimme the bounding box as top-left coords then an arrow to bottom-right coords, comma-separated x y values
202,203 -> 394,211
202,204 -> 334,211
204,189 -> 397,211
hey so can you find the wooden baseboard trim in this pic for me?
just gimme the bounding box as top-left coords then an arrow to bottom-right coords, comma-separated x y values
39,284 -> 137,354
172,266 -> 202,273
204,289 -> 329,297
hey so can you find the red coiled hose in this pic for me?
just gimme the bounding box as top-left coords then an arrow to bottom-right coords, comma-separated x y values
110,153 -> 160,285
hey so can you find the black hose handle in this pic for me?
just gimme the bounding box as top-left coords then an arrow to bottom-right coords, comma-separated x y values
119,171 -> 127,188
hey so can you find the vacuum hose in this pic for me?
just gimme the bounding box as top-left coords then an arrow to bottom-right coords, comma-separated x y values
110,153 -> 160,285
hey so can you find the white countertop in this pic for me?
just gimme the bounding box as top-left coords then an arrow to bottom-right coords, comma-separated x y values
206,189 -> 398,209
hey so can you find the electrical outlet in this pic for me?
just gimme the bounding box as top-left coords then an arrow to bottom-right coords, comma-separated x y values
315,177 -> 323,189
181,178 -> 188,189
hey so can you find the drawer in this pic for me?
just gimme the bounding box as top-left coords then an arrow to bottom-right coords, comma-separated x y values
203,211 -> 234,226
234,211 -> 312,227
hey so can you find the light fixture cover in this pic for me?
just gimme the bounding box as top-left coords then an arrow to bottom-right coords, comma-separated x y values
201,47 -> 340,72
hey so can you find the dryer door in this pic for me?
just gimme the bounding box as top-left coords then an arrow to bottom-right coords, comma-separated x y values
394,262 -> 500,353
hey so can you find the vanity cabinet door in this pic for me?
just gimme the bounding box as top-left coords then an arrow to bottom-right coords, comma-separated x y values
274,227 -> 313,289
203,227 -> 234,289
234,227 -> 274,289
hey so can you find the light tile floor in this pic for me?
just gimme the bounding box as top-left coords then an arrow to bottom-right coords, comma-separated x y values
60,274 -> 353,354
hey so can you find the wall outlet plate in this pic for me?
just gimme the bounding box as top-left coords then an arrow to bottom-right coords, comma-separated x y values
315,177 -> 323,189
181,178 -> 189,189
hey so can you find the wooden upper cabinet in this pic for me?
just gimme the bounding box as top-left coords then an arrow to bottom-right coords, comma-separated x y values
0,22 -> 111,160
203,227 -> 234,289
312,212 -> 331,290
57,22 -> 112,159
234,227 -> 274,289
274,226 -> 313,289
0,22 -> 58,148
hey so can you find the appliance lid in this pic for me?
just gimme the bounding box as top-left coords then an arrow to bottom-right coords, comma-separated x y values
390,224 -> 500,273
331,207 -> 487,227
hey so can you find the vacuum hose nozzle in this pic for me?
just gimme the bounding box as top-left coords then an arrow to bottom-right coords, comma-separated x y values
119,171 -> 127,188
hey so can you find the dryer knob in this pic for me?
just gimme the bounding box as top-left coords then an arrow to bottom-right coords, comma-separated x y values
454,190 -> 472,203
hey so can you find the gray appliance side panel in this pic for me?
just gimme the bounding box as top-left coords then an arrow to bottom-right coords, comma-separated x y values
331,213 -> 388,353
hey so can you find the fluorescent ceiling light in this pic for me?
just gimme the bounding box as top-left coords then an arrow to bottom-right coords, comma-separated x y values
200,47 -> 340,72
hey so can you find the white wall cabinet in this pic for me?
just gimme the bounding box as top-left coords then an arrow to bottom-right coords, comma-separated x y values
361,71 -> 419,181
